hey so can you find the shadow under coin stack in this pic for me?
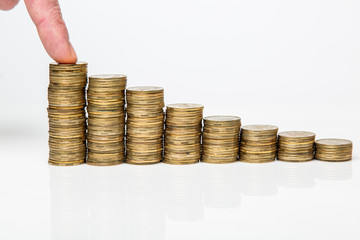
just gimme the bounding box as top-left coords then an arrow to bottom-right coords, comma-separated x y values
164,103 -> 204,164
315,138 -> 353,162
277,131 -> 315,162
87,74 -> 127,166
47,62 -> 88,166
202,115 -> 241,164
240,125 -> 278,163
125,87 -> 164,164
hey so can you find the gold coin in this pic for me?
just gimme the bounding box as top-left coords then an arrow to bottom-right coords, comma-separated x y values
201,115 -> 241,164
277,131 -> 315,162
87,72 -> 126,166
239,124 -> 278,163
315,138 -> 353,161
47,62 -> 88,166
125,86 -> 164,164
164,103 -> 203,165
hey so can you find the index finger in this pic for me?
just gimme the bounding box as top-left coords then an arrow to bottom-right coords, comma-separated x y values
24,0 -> 77,63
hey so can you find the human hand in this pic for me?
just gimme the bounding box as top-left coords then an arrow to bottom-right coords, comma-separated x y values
0,0 -> 77,63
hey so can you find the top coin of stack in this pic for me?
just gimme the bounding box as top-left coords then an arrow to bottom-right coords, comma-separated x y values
48,62 -> 88,166
164,103 -> 204,165
277,131 -> 316,162
202,115 -> 241,164
126,86 -> 164,164
240,124 -> 278,163
87,74 -> 127,166
315,138 -> 353,162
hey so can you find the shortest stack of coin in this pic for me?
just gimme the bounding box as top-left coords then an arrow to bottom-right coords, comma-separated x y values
164,103 -> 204,165
87,74 -> 127,166
315,138 -> 353,162
202,115 -> 241,164
277,131 -> 316,162
240,125 -> 278,163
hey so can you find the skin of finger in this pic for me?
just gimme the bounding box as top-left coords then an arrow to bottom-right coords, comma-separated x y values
24,0 -> 77,63
0,0 -> 20,10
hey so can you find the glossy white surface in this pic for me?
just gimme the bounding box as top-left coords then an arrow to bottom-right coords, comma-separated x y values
0,131 -> 359,240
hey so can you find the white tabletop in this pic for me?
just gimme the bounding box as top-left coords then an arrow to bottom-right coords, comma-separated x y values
0,125 -> 358,240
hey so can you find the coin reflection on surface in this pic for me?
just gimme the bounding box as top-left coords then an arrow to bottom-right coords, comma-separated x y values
315,160 -> 352,181
202,163 -> 241,208
164,164 -> 203,221
276,161 -> 316,188
49,165 -> 87,240
239,162 -> 278,196
87,166 -> 127,240
126,164 -> 165,239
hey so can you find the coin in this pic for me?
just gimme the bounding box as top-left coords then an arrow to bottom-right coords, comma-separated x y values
164,103 -> 203,164
239,124 -> 278,163
315,138 -> 353,162
201,115 -> 241,164
277,131 -> 315,162
47,62 -> 88,166
86,74 -> 127,166
125,86 -> 164,164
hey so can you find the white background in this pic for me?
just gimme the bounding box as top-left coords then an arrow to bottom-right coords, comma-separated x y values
0,0 -> 359,239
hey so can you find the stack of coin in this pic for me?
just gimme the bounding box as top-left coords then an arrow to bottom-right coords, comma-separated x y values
202,115 -> 241,164
164,103 -> 204,164
315,138 -> 353,161
240,125 -> 278,163
87,74 -> 127,166
126,86 -> 164,164
277,131 -> 316,162
48,62 -> 87,166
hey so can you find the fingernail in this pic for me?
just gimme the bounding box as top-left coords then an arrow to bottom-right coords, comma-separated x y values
69,42 -> 78,62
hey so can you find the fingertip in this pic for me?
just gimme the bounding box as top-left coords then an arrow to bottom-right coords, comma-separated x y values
54,55 -> 77,64
53,43 -> 78,64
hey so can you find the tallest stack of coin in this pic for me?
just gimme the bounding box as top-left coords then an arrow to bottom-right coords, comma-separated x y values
87,74 -> 127,166
48,62 -> 88,166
